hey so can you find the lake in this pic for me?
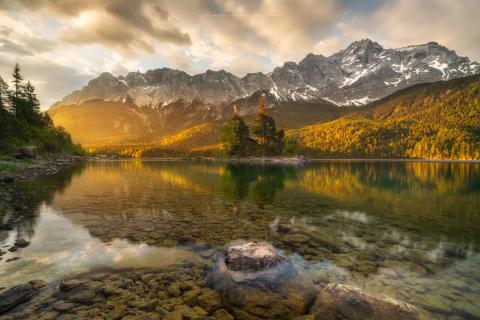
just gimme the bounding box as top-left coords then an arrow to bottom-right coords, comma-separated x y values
1,160 -> 480,319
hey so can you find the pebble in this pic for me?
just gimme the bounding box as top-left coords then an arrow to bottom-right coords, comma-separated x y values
14,239 -> 30,248
59,279 -> 82,292
51,301 -> 74,312
5,257 -> 21,262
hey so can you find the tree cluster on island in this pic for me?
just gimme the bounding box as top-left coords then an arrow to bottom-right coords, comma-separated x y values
0,63 -> 83,155
221,96 -> 285,157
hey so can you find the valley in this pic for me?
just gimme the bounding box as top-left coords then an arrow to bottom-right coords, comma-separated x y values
48,39 -> 480,160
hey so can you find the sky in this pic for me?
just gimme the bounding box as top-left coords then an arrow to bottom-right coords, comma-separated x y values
0,0 -> 479,108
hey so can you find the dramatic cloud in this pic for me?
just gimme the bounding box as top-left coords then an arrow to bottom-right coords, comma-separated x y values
339,0 -> 480,60
0,0 -> 479,108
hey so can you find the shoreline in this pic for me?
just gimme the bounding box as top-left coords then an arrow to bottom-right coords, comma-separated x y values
0,154 -> 85,181
0,154 -> 85,232
89,156 -> 480,164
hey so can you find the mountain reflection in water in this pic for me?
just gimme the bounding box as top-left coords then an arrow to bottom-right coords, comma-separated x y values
0,160 -> 479,320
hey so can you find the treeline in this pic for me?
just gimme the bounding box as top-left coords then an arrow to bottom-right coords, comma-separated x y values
288,75 -> 480,160
221,96 -> 285,157
0,64 -> 83,154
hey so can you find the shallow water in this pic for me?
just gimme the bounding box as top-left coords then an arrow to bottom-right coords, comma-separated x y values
1,160 -> 480,319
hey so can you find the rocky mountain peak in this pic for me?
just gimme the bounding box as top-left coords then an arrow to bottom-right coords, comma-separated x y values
55,39 -> 480,108
345,38 -> 383,51
88,72 -> 122,87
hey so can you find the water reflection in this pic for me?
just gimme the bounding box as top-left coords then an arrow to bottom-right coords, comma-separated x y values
0,205 -> 193,288
221,164 -> 296,207
0,160 -> 479,319
0,163 -> 85,245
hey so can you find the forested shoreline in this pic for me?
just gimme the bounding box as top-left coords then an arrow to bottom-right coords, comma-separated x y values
0,64 -> 83,155
288,75 -> 480,160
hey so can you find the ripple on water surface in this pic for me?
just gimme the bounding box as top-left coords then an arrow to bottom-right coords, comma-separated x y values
1,160 -> 479,319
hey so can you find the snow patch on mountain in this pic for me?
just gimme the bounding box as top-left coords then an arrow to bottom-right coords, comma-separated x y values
340,69 -> 369,88
345,96 -> 373,106
56,39 -> 480,109
429,58 -> 449,79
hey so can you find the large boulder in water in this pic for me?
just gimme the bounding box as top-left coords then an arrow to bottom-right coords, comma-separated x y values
211,242 -> 432,319
216,242 -> 295,283
309,283 -> 432,320
212,242 -> 315,319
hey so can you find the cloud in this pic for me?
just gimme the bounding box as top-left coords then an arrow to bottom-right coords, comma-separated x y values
0,25 -> 56,56
0,54 -> 91,109
154,0 -> 347,73
3,0 -> 192,56
0,0 -> 479,108
338,0 -> 480,60
313,37 -> 345,57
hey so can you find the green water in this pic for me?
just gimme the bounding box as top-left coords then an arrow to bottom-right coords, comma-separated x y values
1,160 -> 480,319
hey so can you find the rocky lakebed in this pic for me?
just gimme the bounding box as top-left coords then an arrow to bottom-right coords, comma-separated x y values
0,160 -> 479,319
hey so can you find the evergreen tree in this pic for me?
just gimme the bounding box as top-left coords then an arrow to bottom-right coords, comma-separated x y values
12,63 -> 23,99
22,81 -> 43,125
253,95 -> 284,156
24,81 -> 40,112
0,63 -> 83,154
0,76 -> 9,112
9,63 -> 26,118
0,76 -> 11,141
221,109 -> 250,157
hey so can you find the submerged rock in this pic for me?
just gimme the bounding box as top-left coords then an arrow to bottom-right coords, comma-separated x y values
0,279 -> 47,314
225,242 -> 287,272
59,279 -> 82,292
5,257 -> 21,262
309,283 -> 432,320
14,239 -> 30,248
217,242 -> 295,283
212,242 -> 315,319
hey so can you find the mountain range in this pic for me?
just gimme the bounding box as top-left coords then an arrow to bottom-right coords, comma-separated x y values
49,39 -> 480,149
54,39 -> 479,108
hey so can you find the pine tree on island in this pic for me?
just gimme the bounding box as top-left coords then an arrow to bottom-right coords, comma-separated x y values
221,105 -> 251,157
221,96 -> 285,157
253,95 -> 284,156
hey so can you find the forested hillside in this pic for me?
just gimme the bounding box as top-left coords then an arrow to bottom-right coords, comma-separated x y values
288,75 -> 480,159
0,64 -> 83,155
87,124 -> 222,158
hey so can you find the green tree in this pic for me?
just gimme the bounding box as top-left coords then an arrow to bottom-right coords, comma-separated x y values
0,76 -> 12,142
0,63 -> 84,155
253,95 -> 284,156
0,76 -> 9,111
9,63 -> 26,119
21,80 -> 44,125
11,63 -> 23,100
221,112 -> 250,157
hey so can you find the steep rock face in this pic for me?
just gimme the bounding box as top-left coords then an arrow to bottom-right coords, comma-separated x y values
55,39 -> 480,108
58,72 -> 128,105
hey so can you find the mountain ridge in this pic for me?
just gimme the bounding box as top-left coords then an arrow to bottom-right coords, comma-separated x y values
51,74 -> 480,160
288,74 -> 480,159
53,39 -> 480,108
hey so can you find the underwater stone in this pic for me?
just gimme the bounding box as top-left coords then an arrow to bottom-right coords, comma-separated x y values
0,279 -> 47,314
225,242 -> 287,272
309,283 -> 433,320
217,242 -> 295,283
